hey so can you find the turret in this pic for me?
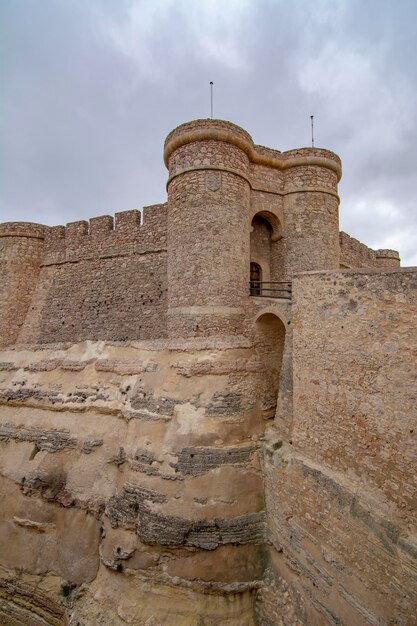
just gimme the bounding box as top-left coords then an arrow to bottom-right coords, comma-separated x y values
282,147 -> 342,277
376,249 -> 401,268
164,120 -> 343,328
164,119 -> 252,338
0,222 -> 46,347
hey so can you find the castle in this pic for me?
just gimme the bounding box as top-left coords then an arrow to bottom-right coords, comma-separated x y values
0,119 -> 415,625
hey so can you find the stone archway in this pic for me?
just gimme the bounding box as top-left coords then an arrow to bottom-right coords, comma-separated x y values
250,215 -> 273,284
250,210 -> 284,289
255,312 -> 286,420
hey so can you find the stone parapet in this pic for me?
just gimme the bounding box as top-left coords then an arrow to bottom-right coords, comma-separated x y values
339,231 -> 401,269
0,222 -> 47,239
164,119 -> 342,181
43,205 -> 167,264
339,230 -> 378,268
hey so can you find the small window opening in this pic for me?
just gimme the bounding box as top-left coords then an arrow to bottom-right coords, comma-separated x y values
250,262 -> 262,296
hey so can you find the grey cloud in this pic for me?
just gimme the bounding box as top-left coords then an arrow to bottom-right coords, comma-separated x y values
0,0 -> 416,264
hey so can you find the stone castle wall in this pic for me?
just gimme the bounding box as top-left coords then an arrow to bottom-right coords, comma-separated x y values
1,206 -> 168,348
0,119 -> 399,348
0,118 -> 414,626
261,268 -> 416,626
339,231 -> 400,269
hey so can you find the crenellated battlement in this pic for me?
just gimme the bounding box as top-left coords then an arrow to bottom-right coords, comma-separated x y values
339,231 -> 377,267
44,204 -> 167,264
339,231 -> 400,269
0,206 -> 168,346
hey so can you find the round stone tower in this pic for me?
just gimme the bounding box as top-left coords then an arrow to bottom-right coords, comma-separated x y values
164,119 -> 253,338
376,249 -> 401,268
0,222 -> 46,347
281,147 -> 342,277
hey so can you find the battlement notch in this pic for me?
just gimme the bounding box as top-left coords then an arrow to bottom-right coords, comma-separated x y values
43,205 -> 167,262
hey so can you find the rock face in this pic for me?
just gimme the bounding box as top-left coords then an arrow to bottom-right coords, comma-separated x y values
0,119 -> 415,625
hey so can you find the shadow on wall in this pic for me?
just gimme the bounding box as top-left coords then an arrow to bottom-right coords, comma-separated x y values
250,215 -> 273,283
255,313 -> 286,420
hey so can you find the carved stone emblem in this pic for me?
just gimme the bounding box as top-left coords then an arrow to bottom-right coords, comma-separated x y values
206,171 -> 221,192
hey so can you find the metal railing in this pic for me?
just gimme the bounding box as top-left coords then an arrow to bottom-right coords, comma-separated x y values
249,281 -> 292,299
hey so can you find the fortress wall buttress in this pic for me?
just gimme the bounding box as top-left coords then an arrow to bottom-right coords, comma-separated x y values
18,206 -> 168,344
0,223 -> 46,347
164,120 -> 252,338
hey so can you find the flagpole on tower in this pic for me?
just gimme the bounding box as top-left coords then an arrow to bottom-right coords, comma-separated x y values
310,115 -> 314,147
210,82 -> 214,119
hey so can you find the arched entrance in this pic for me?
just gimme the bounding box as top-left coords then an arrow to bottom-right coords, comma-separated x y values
250,211 -> 283,295
255,312 -> 286,419
250,215 -> 273,284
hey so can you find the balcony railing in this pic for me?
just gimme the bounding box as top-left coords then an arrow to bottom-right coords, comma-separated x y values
249,281 -> 292,299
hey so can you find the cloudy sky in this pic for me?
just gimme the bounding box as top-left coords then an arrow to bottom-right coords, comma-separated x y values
1,0 -> 416,265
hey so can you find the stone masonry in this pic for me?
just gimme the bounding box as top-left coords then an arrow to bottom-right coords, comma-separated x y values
0,119 -> 415,626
